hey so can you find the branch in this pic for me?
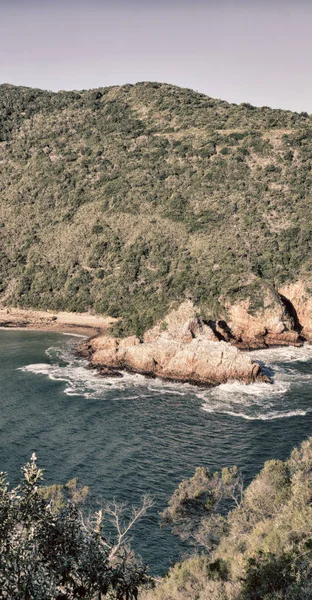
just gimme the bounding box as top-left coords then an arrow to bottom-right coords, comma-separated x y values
104,496 -> 154,561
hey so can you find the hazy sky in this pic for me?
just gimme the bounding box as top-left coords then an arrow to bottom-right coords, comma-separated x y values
1,0 -> 312,112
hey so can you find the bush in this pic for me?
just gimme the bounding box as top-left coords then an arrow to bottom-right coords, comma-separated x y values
0,454 -> 151,599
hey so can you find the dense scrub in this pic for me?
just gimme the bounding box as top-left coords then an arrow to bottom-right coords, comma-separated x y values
1,82 -> 312,334
141,437 -> 312,599
0,454 -> 150,599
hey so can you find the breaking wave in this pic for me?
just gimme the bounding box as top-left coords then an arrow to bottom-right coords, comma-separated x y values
249,344 -> 312,364
200,344 -> 312,420
18,342 -> 193,400
18,340 -> 312,421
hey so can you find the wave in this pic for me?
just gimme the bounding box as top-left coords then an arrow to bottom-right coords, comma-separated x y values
249,343 -> 312,364
202,406 -> 309,420
61,332 -> 87,338
198,343 -> 312,420
17,339 -> 312,421
19,360 -> 152,399
18,343 -> 196,400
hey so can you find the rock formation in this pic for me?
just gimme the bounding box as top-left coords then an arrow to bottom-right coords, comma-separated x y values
78,302 -> 265,386
78,282 -> 312,386
280,281 -> 312,342
224,287 -> 303,349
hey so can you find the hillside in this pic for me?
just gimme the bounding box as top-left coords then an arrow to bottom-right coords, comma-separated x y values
1,82 -> 312,336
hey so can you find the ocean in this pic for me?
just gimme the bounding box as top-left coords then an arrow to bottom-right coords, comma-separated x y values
1,329 -> 312,574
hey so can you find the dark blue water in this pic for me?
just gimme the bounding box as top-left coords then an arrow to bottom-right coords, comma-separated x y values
1,330 -> 312,574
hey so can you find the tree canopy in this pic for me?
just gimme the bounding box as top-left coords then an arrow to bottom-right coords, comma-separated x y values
141,437 -> 312,600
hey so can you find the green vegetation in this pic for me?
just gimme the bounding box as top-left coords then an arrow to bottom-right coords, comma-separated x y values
1,82 -> 312,334
0,453 -> 151,599
3,438 -> 312,598
141,437 -> 312,600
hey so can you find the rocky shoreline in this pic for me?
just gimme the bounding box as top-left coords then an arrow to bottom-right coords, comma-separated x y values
77,282 -> 312,387
78,337 -> 265,386
2,280 -> 312,387
76,302 -> 268,386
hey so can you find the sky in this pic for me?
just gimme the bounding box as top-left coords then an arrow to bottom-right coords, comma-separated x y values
0,0 -> 312,112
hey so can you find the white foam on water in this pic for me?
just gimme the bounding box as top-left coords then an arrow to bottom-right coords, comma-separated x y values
199,344 -> 312,420
18,343 -> 198,400
203,408 -> 309,421
19,359 -> 158,399
249,343 -> 312,364
61,333 -> 87,338
147,387 -> 186,396
17,340 -> 312,420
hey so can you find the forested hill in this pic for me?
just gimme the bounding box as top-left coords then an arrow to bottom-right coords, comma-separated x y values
1,82 -> 312,335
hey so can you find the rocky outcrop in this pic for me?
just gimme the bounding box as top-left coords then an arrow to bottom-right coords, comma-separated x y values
280,281 -> 312,342
225,280 -> 312,349
78,284 -> 312,386
78,302 -> 266,386
224,287 -> 303,349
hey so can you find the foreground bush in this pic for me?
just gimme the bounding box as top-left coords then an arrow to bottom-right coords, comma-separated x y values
0,454 -> 151,599
3,439 -> 312,599
140,437 -> 312,600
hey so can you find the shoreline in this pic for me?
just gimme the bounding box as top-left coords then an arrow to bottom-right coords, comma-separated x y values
1,304 -> 308,388
0,326 -> 88,338
0,307 -> 115,339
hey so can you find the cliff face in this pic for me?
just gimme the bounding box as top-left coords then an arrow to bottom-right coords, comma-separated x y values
225,287 -> 302,349
280,281 -> 312,342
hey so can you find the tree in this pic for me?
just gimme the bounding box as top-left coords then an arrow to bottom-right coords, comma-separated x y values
0,454 -> 152,600
161,465 -> 243,552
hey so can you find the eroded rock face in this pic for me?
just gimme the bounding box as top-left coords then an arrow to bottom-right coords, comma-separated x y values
280,281 -> 312,342
225,288 -> 302,349
82,336 -> 262,385
78,286 -> 310,386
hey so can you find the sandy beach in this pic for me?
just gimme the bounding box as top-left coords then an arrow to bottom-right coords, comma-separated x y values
0,307 -> 115,338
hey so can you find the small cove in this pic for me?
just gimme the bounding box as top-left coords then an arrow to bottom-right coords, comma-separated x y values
1,329 -> 312,574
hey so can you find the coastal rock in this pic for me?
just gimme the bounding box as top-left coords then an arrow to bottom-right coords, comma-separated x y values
143,301 -> 218,344
280,280 -> 312,342
226,289 -> 302,348
119,335 -> 141,348
89,334 -> 262,385
91,336 -> 119,351
143,301 -> 199,343
82,302 -> 265,386
92,347 -> 121,369
77,289 -> 309,386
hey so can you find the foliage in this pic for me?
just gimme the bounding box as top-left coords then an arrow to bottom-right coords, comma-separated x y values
0,453 -> 152,599
1,83 -> 312,334
140,437 -> 312,600
161,466 -> 243,550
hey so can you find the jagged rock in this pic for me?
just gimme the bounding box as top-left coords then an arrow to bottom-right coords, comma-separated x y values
119,335 -> 141,348
89,335 -> 263,385
77,288 -> 310,386
84,303 -> 266,385
92,347 -> 121,369
280,281 -> 312,341
97,366 -> 123,378
91,336 -> 119,351
226,290 -> 302,348
201,323 -> 220,342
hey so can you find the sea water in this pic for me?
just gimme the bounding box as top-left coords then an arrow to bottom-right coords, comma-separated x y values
1,329 -> 312,573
